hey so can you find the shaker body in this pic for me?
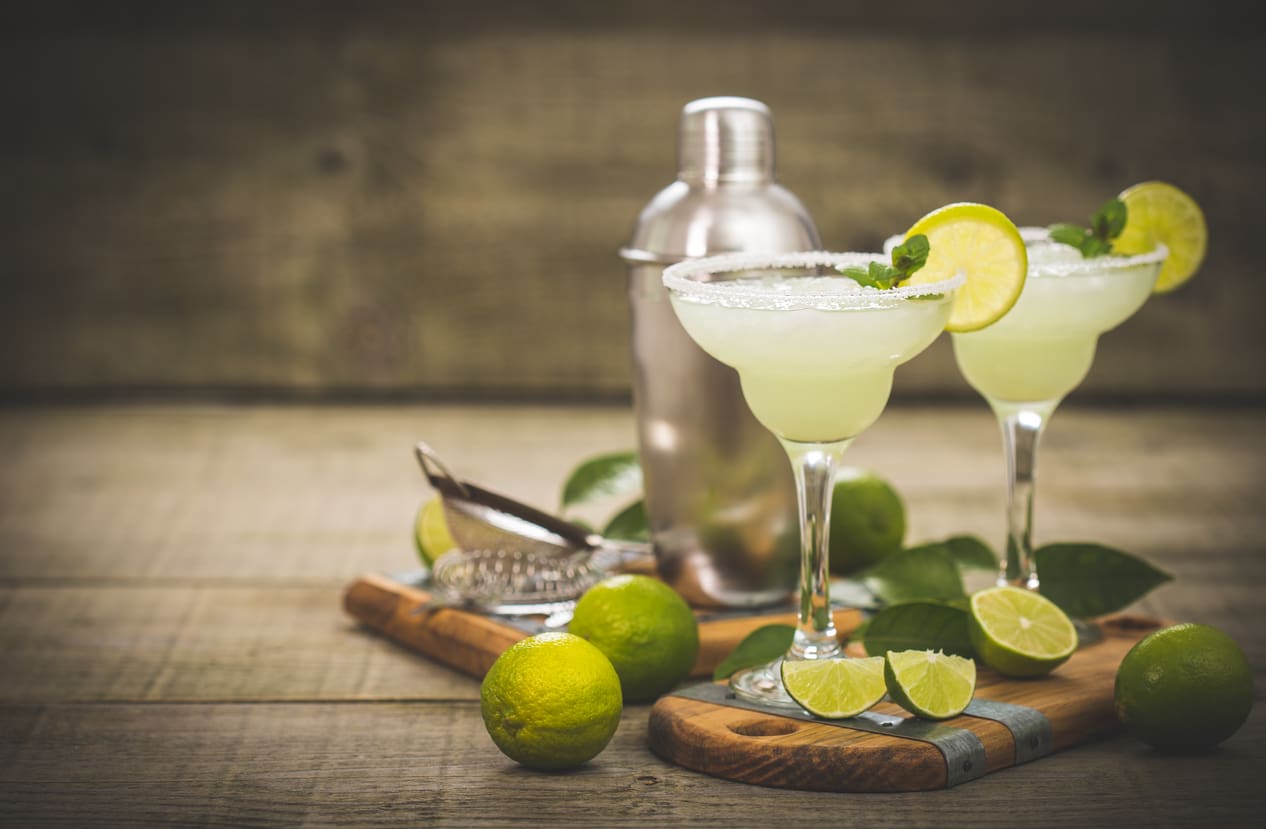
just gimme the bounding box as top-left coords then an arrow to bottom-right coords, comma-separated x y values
623,105 -> 821,607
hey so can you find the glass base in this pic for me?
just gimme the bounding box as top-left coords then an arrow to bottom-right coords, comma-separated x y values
729,658 -> 802,710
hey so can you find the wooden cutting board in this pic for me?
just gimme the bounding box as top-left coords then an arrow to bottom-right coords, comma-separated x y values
342,572 -> 865,680
647,615 -> 1164,792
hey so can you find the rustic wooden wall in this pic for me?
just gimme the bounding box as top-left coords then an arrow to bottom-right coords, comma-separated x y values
2,1 -> 1263,401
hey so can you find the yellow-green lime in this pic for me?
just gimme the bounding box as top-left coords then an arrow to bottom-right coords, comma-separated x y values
780,656 -> 887,719
1114,181 -> 1207,293
480,632 -> 622,770
1114,623 -> 1252,752
828,468 -> 906,575
413,497 -> 456,566
568,574 -> 699,703
968,586 -> 1077,677
884,649 -> 977,720
903,202 -> 1028,333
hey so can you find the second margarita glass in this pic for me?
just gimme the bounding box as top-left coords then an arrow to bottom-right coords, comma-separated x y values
663,251 -> 962,706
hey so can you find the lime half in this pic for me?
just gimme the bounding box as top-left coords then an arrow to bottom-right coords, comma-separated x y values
903,202 -> 1028,333
969,586 -> 1077,677
884,649 -> 977,720
1114,181 -> 1207,293
780,656 -> 886,719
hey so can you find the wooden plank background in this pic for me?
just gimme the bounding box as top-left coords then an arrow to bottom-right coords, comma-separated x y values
2,1 -> 1264,400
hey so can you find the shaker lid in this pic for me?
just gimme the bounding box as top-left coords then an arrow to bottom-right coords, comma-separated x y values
678,96 -> 775,184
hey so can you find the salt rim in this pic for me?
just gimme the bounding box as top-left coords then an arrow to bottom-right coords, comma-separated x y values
662,250 -> 965,310
1018,227 -> 1169,277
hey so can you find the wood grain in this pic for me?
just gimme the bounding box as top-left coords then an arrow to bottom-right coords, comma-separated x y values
0,403 -> 1263,826
647,618 -> 1157,792
2,2 -> 1263,398
341,572 -> 864,680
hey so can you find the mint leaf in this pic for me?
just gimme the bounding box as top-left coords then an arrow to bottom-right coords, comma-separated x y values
841,233 -> 930,290
1035,542 -> 1173,618
859,601 -> 975,658
891,234 -> 930,277
862,544 -> 965,605
560,451 -> 642,510
1049,198 -> 1129,259
1092,197 -> 1128,240
712,624 -> 795,680
841,262 -> 900,289
602,498 -> 649,542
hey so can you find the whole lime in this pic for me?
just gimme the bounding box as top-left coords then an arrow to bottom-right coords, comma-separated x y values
413,497 -> 456,566
568,574 -> 699,703
480,632 -> 622,770
1114,623 -> 1253,752
829,468 -> 906,574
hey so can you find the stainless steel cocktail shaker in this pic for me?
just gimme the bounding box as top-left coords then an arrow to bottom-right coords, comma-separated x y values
620,97 -> 822,608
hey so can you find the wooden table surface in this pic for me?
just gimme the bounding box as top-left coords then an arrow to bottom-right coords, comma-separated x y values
1,402 -> 1264,827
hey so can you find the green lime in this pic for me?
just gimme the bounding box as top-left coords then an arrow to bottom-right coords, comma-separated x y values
884,649 -> 977,720
780,656 -> 887,719
829,468 -> 906,574
567,574 -> 699,703
1115,181 -> 1207,293
1114,623 -> 1252,752
413,497 -> 456,566
968,586 -> 1077,677
480,632 -> 622,770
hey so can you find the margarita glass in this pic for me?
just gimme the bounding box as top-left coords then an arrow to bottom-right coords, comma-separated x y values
951,229 -> 1168,589
663,251 -> 962,706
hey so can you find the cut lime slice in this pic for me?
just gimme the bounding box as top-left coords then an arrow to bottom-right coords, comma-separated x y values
1114,181 -> 1207,293
780,656 -> 886,719
968,586 -> 1077,678
902,202 -> 1028,333
884,649 -> 977,720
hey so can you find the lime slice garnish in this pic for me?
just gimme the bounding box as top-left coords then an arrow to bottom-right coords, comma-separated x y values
1114,181 -> 1207,293
780,656 -> 886,719
902,203 -> 1028,333
968,586 -> 1077,678
884,649 -> 977,720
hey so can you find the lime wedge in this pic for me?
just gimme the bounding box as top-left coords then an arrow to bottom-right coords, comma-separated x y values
414,498 -> 457,566
968,586 -> 1077,677
884,650 -> 977,720
902,202 -> 1028,333
1114,181 -> 1207,293
780,657 -> 886,719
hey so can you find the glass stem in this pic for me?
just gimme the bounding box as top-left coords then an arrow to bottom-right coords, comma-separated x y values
993,403 -> 1054,590
780,437 -> 852,660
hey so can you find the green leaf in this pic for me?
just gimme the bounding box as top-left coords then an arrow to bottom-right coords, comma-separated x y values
859,601 -> 975,658
862,544 -> 965,604
712,624 -> 795,680
891,234 -> 930,279
1049,223 -> 1089,249
602,498 -> 649,542
943,535 -> 998,572
1035,542 -> 1173,618
559,451 -> 642,510
1092,197 -> 1128,241
841,262 -> 899,289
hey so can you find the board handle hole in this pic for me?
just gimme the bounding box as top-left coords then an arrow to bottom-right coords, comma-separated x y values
726,718 -> 799,738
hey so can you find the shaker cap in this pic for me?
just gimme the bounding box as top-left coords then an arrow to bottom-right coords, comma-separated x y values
678,97 -> 775,184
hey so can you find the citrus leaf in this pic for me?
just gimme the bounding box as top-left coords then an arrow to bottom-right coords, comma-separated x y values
862,544 -> 965,605
712,624 -> 794,681
602,499 -> 649,542
559,451 -> 642,510
943,535 -> 998,572
1036,542 -> 1173,618
860,601 -> 974,658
